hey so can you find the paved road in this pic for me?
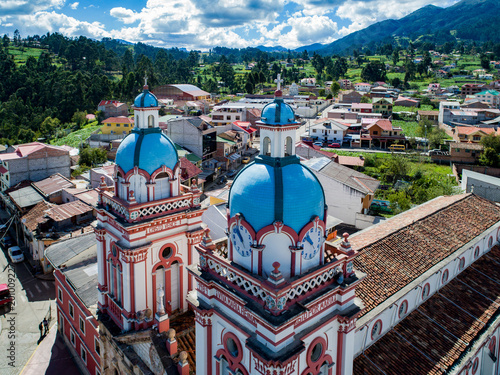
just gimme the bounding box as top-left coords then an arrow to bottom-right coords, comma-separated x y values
0,209 -> 60,375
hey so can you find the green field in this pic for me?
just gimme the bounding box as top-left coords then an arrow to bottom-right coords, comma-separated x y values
7,47 -> 45,65
50,122 -> 101,148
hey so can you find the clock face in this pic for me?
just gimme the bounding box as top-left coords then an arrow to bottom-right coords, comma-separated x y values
301,226 -> 323,260
231,224 -> 252,257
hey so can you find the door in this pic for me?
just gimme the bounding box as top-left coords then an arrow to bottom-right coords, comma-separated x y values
170,262 -> 180,311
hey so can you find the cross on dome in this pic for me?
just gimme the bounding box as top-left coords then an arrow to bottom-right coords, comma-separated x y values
275,74 -> 283,91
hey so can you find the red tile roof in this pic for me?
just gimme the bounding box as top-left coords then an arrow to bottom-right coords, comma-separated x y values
352,194 -> 500,317
354,245 -> 500,375
368,119 -> 393,131
179,157 -> 203,182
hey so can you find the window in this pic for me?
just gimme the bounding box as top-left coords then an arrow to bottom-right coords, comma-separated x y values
124,124 -> 128,127
474,246 -> 480,259
116,124 -> 120,127
459,257 -> 466,271
422,283 -> 430,300
488,236 -> 493,248
471,358 -> 479,374
81,347 -> 87,364
69,302 -> 74,318
95,338 -> 101,357
107,124 -> 111,127
148,115 -> 154,128
70,330 -> 76,347
442,269 -> 449,284
371,320 -> 382,339
398,300 -> 408,318
333,130 -> 337,134
311,342 -> 323,362
96,369 -> 101,375
58,287 -> 63,302
373,131 -> 378,135
162,246 -> 173,259
226,337 -> 238,358
79,317 -> 85,334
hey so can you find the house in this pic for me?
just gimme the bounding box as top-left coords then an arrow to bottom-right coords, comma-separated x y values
215,132 -> 245,171
461,83 -> 486,96
435,69 -> 448,78
461,169 -> 500,202
431,142 -> 483,164
62,188 -> 99,208
32,173 -> 75,204
101,116 -> 134,135
362,119 -> 404,149
339,90 -> 363,104
350,194 -> 500,375
308,119 -> 349,144
394,96 -> 419,107
339,79 -> 353,89
451,126 -> 497,143
438,101 -> 461,124
461,98 -> 491,109
7,186 -> 45,214
354,83 -> 371,92
166,117 -> 218,173
0,142 -> 71,192
153,84 -> 211,101
475,90 -> 500,108
372,97 -> 393,117
351,103 -> 373,113
210,102 -> 265,126
90,164 -> 115,189
42,200 -> 94,231
303,157 -> 380,228
417,110 -> 439,125
300,77 -> 316,87
98,100 -> 128,119
179,157 -> 203,188
427,83 -> 442,93
45,233 -> 101,375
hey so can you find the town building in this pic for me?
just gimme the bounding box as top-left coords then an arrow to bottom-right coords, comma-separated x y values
32,173 -> 75,204
303,157 -> 380,228
45,233 -> 101,375
475,89 -> 500,108
417,110 -> 439,125
153,84 -> 210,101
360,119 -> 404,148
308,119 -> 349,144
372,97 -> 393,117
339,90 -> 363,104
461,83 -> 486,96
0,142 -> 71,191
451,126 -> 498,143
210,102 -> 265,126
461,169 -> 500,202
95,83 -> 206,373
101,116 -> 134,135
189,87 -> 364,374
354,83 -> 371,92
98,100 -> 128,119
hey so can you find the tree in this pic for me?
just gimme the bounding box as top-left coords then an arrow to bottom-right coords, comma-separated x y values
382,155 -> 410,183
330,82 -> 340,98
392,50 -> 399,66
480,133 -> 500,153
428,128 -> 446,149
480,147 -> 500,167
360,61 -> 387,82
79,146 -> 107,167
72,111 -> 87,127
416,119 -> 434,138
480,54 -> 490,70
360,95 -> 371,103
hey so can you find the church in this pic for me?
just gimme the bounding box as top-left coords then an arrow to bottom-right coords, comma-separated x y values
92,82 -> 500,375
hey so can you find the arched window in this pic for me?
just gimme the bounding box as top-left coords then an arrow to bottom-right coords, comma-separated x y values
170,261 -> 180,311
155,265 -> 165,314
319,362 -> 330,375
135,115 -> 139,128
285,136 -> 293,156
155,172 -> 170,200
148,115 -> 154,128
263,137 -> 271,156
220,356 -> 230,375
108,260 -> 114,297
116,265 -> 122,304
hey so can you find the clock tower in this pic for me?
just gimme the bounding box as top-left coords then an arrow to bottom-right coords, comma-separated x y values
188,81 -> 365,375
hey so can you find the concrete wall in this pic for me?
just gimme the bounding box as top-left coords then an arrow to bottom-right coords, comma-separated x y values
167,119 -> 203,157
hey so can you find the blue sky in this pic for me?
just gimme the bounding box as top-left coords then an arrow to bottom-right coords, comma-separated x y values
0,0 -> 459,50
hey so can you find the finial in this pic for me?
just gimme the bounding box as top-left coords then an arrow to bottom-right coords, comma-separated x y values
343,232 -> 349,242
143,75 -> 149,90
274,74 -> 284,97
272,262 -> 281,273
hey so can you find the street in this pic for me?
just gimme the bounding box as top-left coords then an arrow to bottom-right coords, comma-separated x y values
0,208 -> 78,375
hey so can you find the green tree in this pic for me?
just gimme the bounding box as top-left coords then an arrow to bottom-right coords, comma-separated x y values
479,147 -> 500,167
360,95 -> 371,103
72,111 -> 87,127
428,127 -> 446,149
330,82 -> 340,97
392,50 -> 399,66
416,119 -> 434,138
79,146 -> 107,167
480,133 -> 500,153
382,155 -> 410,183
360,61 -> 387,82
480,54 -> 490,70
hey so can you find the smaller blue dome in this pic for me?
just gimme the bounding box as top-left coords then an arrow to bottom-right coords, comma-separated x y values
115,128 -> 178,175
134,87 -> 158,108
261,98 -> 296,125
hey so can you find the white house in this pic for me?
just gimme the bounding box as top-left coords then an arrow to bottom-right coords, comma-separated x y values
308,119 -> 349,143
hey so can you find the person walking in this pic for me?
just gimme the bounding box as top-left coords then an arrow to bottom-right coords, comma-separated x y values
43,318 -> 48,335
38,321 -> 43,338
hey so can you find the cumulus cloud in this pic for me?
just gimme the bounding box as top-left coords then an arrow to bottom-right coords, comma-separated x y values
70,2 -> 79,10
110,7 -> 138,24
0,0 -> 64,16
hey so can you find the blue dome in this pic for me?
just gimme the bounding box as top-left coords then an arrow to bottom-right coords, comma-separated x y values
229,157 -> 325,233
134,88 -> 158,108
261,98 -> 296,125
115,128 -> 178,175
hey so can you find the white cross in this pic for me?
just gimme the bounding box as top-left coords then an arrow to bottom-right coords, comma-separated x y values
275,74 -> 283,91
144,75 -> 148,86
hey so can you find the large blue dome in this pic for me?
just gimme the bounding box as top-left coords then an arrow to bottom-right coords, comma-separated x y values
134,88 -> 158,108
260,98 -> 296,125
229,157 -> 325,233
115,128 -> 178,175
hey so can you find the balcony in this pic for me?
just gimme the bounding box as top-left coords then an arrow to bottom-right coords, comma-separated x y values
99,188 -> 202,223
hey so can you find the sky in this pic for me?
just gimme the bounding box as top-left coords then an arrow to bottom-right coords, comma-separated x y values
0,0 -> 460,51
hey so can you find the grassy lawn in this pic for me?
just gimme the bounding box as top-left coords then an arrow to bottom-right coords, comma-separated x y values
7,47 -> 45,65
392,120 -> 419,137
50,122 -> 101,148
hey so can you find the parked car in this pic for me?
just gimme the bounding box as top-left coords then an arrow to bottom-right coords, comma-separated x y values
8,246 -> 24,263
241,156 -> 251,164
0,284 -> 13,307
313,142 -> 324,147
0,235 -> 13,248
328,143 -> 341,148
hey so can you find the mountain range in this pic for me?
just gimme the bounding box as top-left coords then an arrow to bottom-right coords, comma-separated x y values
255,0 -> 500,55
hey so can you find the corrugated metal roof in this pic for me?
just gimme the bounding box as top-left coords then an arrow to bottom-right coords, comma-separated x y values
8,186 -> 45,208
45,232 -> 96,268
44,200 -> 93,222
33,173 -> 75,196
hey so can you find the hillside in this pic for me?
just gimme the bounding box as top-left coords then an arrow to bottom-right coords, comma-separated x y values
318,0 -> 500,55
